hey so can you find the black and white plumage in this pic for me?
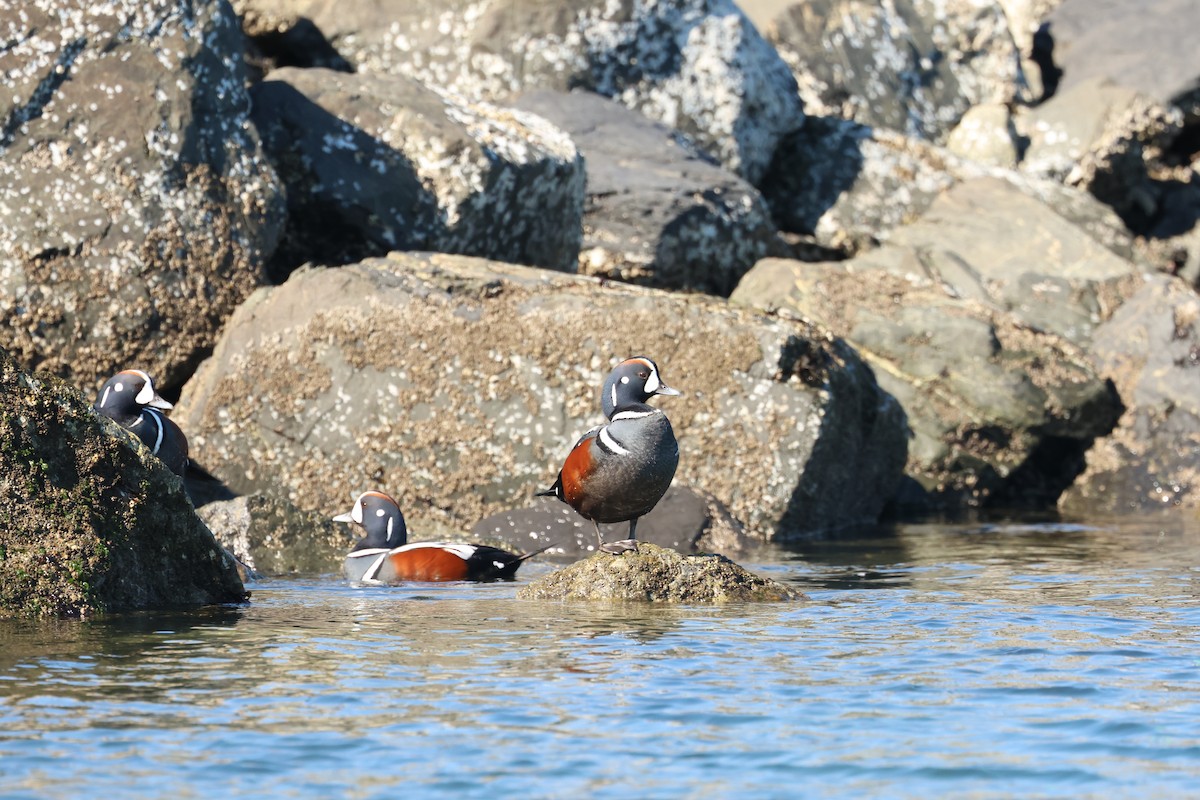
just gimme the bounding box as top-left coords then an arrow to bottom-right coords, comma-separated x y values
539,357 -> 681,554
93,369 -> 189,477
334,491 -> 545,583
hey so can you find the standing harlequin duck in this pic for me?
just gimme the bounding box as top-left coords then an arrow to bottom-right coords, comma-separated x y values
334,491 -> 547,583
538,356 -> 681,554
93,369 -> 189,477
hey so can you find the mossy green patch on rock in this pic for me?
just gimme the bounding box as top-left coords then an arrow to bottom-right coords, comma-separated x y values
0,350 -> 246,618
516,543 -> 803,603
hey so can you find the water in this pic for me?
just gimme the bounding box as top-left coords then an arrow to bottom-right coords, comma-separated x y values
2,517 -> 1199,798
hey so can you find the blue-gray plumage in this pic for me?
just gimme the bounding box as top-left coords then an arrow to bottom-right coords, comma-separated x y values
539,357 -> 681,553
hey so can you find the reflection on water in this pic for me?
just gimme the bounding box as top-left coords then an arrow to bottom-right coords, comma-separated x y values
2,517 -> 1199,798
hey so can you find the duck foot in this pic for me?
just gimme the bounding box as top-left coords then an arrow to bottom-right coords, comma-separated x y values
599,539 -> 639,554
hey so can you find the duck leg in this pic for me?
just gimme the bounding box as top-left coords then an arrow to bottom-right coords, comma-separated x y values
599,517 -> 639,555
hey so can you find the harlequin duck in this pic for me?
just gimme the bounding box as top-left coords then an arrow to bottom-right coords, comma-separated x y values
334,491 -> 547,583
93,369 -> 188,477
538,357 -> 681,554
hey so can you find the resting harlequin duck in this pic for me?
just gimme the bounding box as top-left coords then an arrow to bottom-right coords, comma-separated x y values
335,491 -> 546,582
538,357 -> 681,554
93,369 -> 188,477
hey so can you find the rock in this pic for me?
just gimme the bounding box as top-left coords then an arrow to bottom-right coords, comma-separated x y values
175,252 -> 907,541
945,103 -> 1022,169
513,89 -> 784,295
1059,275 -> 1200,514
760,0 -> 1026,143
0,0 -> 285,392
854,177 -> 1141,345
515,543 -> 803,602
236,0 -> 804,185
251,67 -> 584,279
1017,78 -> 1186,232
0,349 -> 246,618
763,116 -> 1143,260
471,485 -> 753,558
1046,0 -> 1200,110
733,257 -> 1122,509
197,492 -> 350,576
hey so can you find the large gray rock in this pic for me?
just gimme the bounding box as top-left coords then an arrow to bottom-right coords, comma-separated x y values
198,492 -> 350,576
0,0 -> 285,392
733,258 -> 1122,509
1060,275 -> 1200,514
1017,78 -> 1187,232
853,177 -> 1141,345
175,253 -> 907,541
251,68 -> 584,278
0,350 -> 246,618
1047,0 -> 1200,111
760,0 -> 1026,143
514,89 -> 783,295
472,486 -> 753,558
516,543 -> 803,602
236,0 -> 805,185
761,116 -> 1141,261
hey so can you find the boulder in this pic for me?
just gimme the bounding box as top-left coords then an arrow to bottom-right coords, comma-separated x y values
251,67 -> 584,279
0,350 -> 246,618
1017,78 -> 1187,232
515,543 -> 803,602
513,89 -> 784,295
234,0 -> 805,185
198,492 -> 349,576
733,257 -> 1122,509
175,252 -> 908,541
945,103 -> 1022,169
1059,275 -> 1200,514
852,177 -> 1141,345
763,115 -> 1142,260
471,485 -> 753,558
1046,0 -> 1200,111
0,0 -> 285,392
759,0 -> 1026,143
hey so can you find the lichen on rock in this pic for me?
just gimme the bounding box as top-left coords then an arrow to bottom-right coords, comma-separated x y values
516,543 -> 803,602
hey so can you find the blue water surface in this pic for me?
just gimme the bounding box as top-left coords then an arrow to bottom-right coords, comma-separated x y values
1,517 -> 1198,798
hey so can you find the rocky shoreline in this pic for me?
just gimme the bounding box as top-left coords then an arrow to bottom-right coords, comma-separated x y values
2,0 -> 1198,614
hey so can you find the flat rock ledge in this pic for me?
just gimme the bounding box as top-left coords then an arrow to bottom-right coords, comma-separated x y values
516,544 -> 803,603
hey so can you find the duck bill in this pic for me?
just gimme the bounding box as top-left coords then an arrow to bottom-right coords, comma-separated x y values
147,396 -> 174,410
655,385 -> 682,398
331,512 -> 354,523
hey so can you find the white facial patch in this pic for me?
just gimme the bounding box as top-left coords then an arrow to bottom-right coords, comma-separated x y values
376,509 -> 386,516
610,382 -> 618,410
644,366 -> 661,394
386,516 -> 395,543
620,376 -> 630,384
98,386 -> 112,408
132,370 -> 157,405
351,498 -> 365,524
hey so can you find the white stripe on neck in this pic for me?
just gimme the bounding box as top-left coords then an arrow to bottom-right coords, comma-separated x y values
599,426 -> 630,455
611,409 -> 658,421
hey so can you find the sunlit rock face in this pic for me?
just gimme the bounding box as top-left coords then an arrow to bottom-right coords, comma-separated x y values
0,0 -> 286,392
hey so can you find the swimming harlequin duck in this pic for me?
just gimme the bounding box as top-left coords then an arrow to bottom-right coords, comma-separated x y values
93,369 -> 188,477
538,357 -> 681,554
335,491 -> 546,583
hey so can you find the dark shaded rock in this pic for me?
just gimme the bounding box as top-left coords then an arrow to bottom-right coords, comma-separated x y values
514,89 -> 784,295
234,0 -> 353,78
733,256 -> 1122,510
198,492 -> 350,576
1060,275 -> 1200,514
471,486 -> 753,558
0,350 -> 246,618
250,68 -> 584,279
516,543 -> 803,602
760,0 -> 1025,143
0,0 -> 285,393
236,0 -> 804,185
176,253 -> 907,542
